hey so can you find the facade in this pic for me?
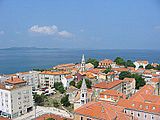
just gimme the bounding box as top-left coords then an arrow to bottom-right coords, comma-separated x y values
39,71 -> 70,89
61,75 -> 74,88
0,77 -> 33,119
122,78 -> 136,97
16,71 -> 40,90
93,80 -> 123,97
118,85 -> 160,120
99,89 -> 126,103
74,79 -> 92,110
98,59 -> 113,68
134,60 -> 149,70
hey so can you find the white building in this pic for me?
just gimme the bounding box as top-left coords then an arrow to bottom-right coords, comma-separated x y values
16,71 -> 40,90
39,71 -> 70,89
134,60 -> 149,70
0,77 -> 33,119
61,75 -> 74,88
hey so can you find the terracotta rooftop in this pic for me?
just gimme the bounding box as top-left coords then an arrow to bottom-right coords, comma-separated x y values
93,80 -> 122,89
35,113 -> 72,120
0,117 -> 9,120
65,75 -> 73,79
151,78 -> 160,83
123,78 -> 135,82
100,89 -> 126,99
74,101 -> 132,120
5,77 -> 26,85
41,71 -> 70,75
99,59 -> 113,64
117,99 -> 160,115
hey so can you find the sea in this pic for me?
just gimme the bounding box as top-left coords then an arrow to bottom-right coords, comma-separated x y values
0,48 -> 160,74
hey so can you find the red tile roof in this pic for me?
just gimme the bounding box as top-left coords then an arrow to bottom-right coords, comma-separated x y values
74,101 -> 132,120
5,77 -> 26,85
35,113 -> 72,120
93,80 -> 122,89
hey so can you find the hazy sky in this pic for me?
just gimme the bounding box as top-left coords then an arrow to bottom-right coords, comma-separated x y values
0,0 -> 160,49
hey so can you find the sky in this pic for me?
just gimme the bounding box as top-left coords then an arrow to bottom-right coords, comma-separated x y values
0,0 -> 160,49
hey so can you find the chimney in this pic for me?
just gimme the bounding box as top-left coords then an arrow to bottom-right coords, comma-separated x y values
11,77 -> 13,81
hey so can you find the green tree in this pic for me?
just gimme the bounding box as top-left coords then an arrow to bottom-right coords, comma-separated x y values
103,66 -> 112,74
114,57 -> 125,65
139,65 -> 143,68
33,93 -> 47,106
125,60 -> 135,68
86,58 -> 99,68
76,79 -> 92,89
53,100 -> 59,108
145,64 -> 154,69
130,74 -> 146,89
61,94 -> 70,107
119,71 -> 132,80
54,82 -> 65,94
46,118 -> 55,120
69,81 -> 75,86
155,65 -> 160,70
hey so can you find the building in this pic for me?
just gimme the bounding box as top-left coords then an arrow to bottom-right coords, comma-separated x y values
134,60 -> 149,70
93,80 -> 123,97
35,113 -> 73,120
74,79 -> 92,110
74,101 -> 134,120
39,71 -> 70,89
0,77 -> 33,119
99,89 -> 126,103
117,85 -> 160,120
61,75 -> 74,88
122,78 -> 136,97
79,54 -> 86,72
16,71 -> 40,90
98,59 -> 113,68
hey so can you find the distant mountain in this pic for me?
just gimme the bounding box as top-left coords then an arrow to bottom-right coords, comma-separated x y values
0,47 -> 61,50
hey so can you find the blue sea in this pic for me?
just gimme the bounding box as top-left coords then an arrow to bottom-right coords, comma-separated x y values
0,48 -> 160,74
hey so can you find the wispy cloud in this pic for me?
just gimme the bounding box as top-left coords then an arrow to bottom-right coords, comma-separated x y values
154,25 -> 160,30
29,25 -> 73,38
0,30 -> 4,35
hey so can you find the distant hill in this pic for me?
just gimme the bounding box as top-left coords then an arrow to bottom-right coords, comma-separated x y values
0,47 -> 61,50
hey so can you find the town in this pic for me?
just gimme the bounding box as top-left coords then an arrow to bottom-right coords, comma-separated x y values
0,55 -> 160,120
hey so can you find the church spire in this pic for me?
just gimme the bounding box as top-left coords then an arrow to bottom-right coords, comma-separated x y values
80,78 -> 88,105
80,54 -> 86,72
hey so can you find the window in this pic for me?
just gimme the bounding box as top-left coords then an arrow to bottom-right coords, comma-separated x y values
82,94 -> 84,97
138,113 -> 140,117
152,116 -> 154,119
87,118 -> 91,120
132,104 -> 135,106
81,117 -> 83,120
146,106 -> 148,109
152,106 -> 156,110
145,114 -> 147,118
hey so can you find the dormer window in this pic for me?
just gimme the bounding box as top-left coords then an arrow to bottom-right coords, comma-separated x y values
146,106 -> 148,109
152,106 -> 156,110
132,104 -> 135,106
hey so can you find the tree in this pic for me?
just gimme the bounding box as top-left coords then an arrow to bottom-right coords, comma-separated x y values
46,118 -> 55,120
119,71 -> 132,80
86,58 -> 99,68
114,57 -> 125,65
155,65 -> 160,70
69,81 -> 75,86
53,100 -> 59,108
130,74 -> 146,89
33,93 -> 47,106
139,65 -> 143,68
125,60 -> 135,68
61,94 -> 70,107
145,64 -> 154,69
54,82 -> 65,94
76,79 -> 92,89
103,67 -> 112,74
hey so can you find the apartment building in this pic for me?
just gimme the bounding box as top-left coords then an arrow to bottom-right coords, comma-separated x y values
39,71 -> 70,88
0,77 -> 33,119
